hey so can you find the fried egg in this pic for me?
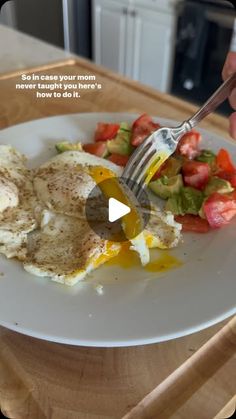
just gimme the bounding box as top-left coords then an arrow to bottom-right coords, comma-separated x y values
143,206 -> 182,249
0,145 -> 38,260
24,210 -> 121,285
27,151 -> 150,281
22,152 -> 123,284
0,146 -> 181,285
33,151 -> 122,219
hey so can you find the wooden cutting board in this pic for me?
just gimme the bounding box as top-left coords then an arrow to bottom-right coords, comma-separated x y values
0,58 -> 235,419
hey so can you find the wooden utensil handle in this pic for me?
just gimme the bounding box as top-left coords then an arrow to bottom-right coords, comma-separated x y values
123,316 -> 236,419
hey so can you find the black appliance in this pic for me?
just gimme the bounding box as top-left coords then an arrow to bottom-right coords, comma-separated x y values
171,0 -> 236,115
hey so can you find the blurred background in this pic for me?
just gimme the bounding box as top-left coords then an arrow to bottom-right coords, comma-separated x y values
0,0 -> 235,115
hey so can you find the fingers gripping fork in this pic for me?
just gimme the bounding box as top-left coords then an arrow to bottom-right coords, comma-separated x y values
122,73 -> 236,197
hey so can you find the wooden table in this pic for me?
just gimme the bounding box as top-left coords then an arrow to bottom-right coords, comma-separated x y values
0,58 -> 235,419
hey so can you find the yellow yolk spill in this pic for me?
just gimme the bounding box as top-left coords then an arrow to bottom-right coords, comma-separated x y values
145,234 -> 155,248
93,242 -> 121,268
145,253 -> 182,272
106,243 -> 182,273
88,165 -> 182,274
145,153 -> 169,185
106,242 -> 140,268
89,166 -> 143,239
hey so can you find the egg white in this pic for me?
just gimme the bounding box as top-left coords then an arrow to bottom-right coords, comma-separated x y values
33,151 -> 122,219
21,151 -> 123,283
143,206 -> 182,249
24,210 -> 121,285
0,145 -> 38,260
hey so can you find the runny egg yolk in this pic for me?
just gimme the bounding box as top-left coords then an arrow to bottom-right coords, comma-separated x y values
88,165 -> 182,274
144,152 -> 169,185
106,242 -> 140,268
93,242 -> 121,268
106,243 -> 182,273
89,166 -> 143,240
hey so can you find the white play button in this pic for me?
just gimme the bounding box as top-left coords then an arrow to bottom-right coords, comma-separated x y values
108,197 -> 131,223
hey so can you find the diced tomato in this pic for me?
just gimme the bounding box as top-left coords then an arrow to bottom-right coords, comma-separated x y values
176,130 -> 201,159
94,123 -> 120,142
175,215 -> 210,233
108,153 -> 129,167
231,190 -> 236,200
182,161 -> 210,190
131,113 -> 160,146
83,142 -> 107,157
215,149 -> 236,187
217,171 -> 236,188
216,148 -> 236,173
132,113 -> 159,130
203,192 -> 236,228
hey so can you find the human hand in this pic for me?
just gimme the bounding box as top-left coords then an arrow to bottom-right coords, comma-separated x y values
222,51 -> 236,139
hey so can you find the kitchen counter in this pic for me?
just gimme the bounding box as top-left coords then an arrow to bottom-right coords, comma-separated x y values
0,24 -> 73,74
0,25 -> 235,419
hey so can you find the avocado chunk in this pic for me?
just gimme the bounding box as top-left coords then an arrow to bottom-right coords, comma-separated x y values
196,149 -> 216,165
55,141 -> 82,153
107,122 -> 132,156
149,174 -> 183,199
181,187 -> 204,215
204,176 -> 234,195
160,157 -> 182,177
165,186 -> 204,215
165,194 -> 184,215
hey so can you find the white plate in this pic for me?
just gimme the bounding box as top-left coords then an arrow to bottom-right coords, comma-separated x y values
0,113 -> 236,347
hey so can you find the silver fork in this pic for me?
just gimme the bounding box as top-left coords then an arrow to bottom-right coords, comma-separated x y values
122,73 -> 236,195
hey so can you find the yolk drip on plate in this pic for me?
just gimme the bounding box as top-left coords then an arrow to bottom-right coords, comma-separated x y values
106,242 -> 140,268
145,253 -> 182,272
89,166 -> 143,239
106,242 -> 182,273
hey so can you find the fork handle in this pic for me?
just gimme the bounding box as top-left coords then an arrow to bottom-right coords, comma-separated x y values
187,73 -> 236,129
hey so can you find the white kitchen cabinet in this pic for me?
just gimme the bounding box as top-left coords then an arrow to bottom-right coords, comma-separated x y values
131,8 -> 175,92
92,0 -> 177,92
93,0 -> 128,74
